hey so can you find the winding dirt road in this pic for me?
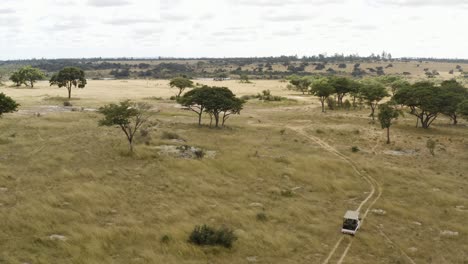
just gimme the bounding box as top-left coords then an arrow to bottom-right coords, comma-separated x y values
289,127 -> 382,264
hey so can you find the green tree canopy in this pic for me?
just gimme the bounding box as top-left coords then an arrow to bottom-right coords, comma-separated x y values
178,86 -> 245,127
169,77 -> 194,97
9,72 -> 24,87
457,99 -> 468,121
310,78 -> 335,113
329,76 -> 351,107
49,67 -> 87,99
393,81 -> 444,128
98,100 -> 150,152
439,80 -> 467,125
0,93 -> 20,117
378,103 -> 400,144
177,86 -> 212,126
359,80 -> 389,120
203,87 -> 245,127
289,76 -> 312,95
19,66 -> 46,88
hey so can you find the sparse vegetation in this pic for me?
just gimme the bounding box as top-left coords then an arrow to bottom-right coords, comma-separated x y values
188,225 -> 237,248
98,100 -> 151,152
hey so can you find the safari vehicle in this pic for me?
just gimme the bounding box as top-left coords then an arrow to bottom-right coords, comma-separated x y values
341,210 -> 361,235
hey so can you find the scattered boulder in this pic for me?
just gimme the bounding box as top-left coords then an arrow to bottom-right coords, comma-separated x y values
49,234 -> 68,241
408,247 -> 418,253
246,256 -> 258,263
249,202 -> 264,208
440,230 -> 459,237
154,145 -> 216,159
412,221 -> 422,226
0,187 -> 8,192
371,209 -> 386,215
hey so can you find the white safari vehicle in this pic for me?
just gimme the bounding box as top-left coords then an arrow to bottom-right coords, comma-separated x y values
341,210 -> 361,235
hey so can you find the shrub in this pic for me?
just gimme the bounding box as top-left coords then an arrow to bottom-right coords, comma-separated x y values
281,189 -> 293,197
326,97 -> 336,110
63,101 -> 72,107
256,212 -> 268,222
240,94 -> 256,101
194,149 -> 205,159
351,146 -> 360,153
169,96 -> 177,100
256,90 -> 286,101
426,139 -> 436,156
188,225 -> 237,248
343,99 -> 351,110
161,235 -> 171,244
161,131 -> 181,140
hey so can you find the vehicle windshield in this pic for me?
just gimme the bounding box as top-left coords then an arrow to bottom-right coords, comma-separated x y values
343,218 -> 358,230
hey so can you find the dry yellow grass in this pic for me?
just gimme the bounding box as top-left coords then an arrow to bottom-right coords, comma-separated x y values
0,80 -> 467,263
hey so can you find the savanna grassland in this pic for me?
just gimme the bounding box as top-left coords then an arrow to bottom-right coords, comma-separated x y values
0,79 -> 467,264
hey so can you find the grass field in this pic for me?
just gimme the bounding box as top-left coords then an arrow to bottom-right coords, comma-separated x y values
0,80 -> 467,263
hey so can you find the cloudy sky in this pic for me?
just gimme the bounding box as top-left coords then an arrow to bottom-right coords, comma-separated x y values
0,0 -> 467,60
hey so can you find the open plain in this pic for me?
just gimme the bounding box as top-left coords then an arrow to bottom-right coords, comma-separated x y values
1,79 -> 467,263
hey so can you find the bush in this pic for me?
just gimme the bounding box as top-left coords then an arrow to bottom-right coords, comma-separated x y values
326,97 -> 336,110
169,96 -> 177,100
63,101 -> 72,107
256,212 -> 268,222
343,99 -> 351,110
240,94 -> 257,101
161,131 -> 181,140
194,149 -> 205,159
161,235 -> 171,244
188,225 -> 237,248
256,90 -> 286,101
351,146 -> 360,152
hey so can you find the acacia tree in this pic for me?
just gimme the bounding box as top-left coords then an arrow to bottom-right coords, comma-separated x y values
239,74 -> 250,83
177,86 -> 211,126
204,87 -> 245,128
329,76 -> 351,107
394,81 -> 444,129
378,103 -> 400,144
390,79 -> 411,96
0,93 -> 19,117
221,97 -> 244,126
359,81 -> 389,120
9,72 -> 24,87
98,100 -> 150,152
49,67 -> 87,99
10,66 -> 46,87
310,78 -> 335,113
289,76 -> 312,95
20,66 -> 46,88
458,99 -> 468,121
170,77 -> 194,98
439,80 -> 467,125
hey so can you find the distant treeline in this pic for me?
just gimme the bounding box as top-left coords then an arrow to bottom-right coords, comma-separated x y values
1,53 -> 468,80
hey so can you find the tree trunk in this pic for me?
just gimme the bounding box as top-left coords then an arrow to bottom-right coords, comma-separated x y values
198,113 -> 202,126
370,104 -> 375,120
386,127 -> 390,144
452,115 -> 458,125
68,86 -> 72,99
320,98 -> 325,113
214,113 -> 219,127
128,137 -> 134,152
